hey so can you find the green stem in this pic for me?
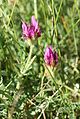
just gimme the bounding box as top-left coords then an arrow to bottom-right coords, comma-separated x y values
45,65 -> 58,89
34,0 -> 38,19
7,0 -> 17,27
8,89 -> 23,119
55,0 -> 63,37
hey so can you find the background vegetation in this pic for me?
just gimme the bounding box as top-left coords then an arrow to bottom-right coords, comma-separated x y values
0,0 -> 80,118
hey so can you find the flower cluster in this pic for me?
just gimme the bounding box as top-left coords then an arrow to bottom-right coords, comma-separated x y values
44,46 -> 58,67
22,16 -> 58,67
22,16 -> 41,39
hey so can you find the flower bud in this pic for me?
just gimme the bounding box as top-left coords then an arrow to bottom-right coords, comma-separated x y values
44,46 -> 58,67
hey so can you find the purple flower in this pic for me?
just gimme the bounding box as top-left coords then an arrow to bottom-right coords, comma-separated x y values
44,46 -> 58,66
22,16 -> 41,39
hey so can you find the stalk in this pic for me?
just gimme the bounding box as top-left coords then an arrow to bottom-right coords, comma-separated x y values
34,0 -> 38,19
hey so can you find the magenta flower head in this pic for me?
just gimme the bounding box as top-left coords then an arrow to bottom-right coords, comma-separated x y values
22,16 -> 41,40
44,46 -> 58,67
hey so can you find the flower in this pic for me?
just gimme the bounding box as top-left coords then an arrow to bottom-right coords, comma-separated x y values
44,46 -> 58,66
22,16 -> 41,39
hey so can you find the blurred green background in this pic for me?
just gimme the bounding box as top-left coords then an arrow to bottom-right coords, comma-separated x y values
0,0 -> 80,118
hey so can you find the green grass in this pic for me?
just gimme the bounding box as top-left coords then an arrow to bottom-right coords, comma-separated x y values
0,0 -> 80,118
